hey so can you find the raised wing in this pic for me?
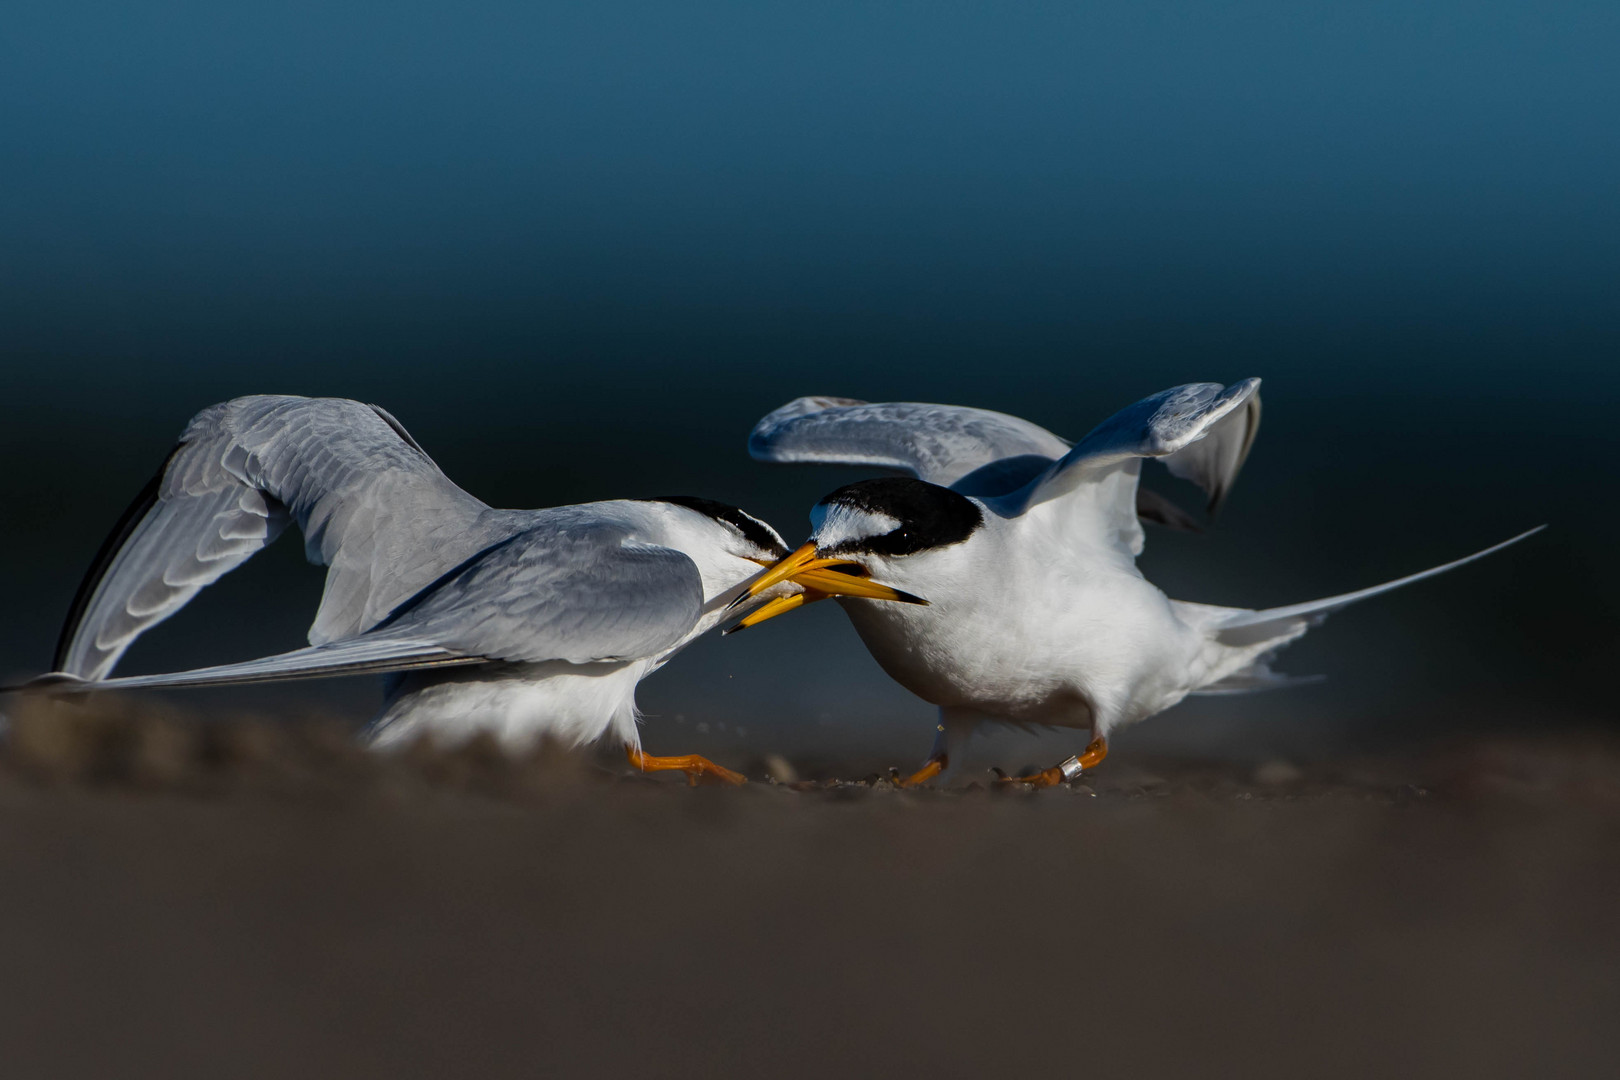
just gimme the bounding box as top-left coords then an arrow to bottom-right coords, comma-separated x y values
1162,388 -> 1261,514
1006,379 -> 1262,556
30,514 -> 709,693
749,397 -> 1071,488
55,396 -> 517,681
749,392 -> 1259,521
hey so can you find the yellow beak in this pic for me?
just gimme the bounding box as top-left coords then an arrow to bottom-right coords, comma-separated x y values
725,542 -> 926,633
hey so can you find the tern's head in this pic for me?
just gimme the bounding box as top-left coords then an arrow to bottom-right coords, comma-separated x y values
648,495 -> 789,564
810,478 -> 985,559
727,478 -> 981,632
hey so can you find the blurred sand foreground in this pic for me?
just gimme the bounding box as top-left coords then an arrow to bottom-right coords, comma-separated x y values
0,700 -> 1617,1079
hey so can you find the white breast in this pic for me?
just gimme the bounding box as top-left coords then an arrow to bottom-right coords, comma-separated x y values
366,659 -> 656,750
838,514 -> 1205,733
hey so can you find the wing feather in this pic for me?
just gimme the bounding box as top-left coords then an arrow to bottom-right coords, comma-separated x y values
28,511 -> 709,693
1161,389 -> 1262,514
55,396 -> 519,680
749,398 -> 1070,487
749,392 -> 1258,524
1005,379 -> 1262,556
29,638 -> 477,693
376,514 -> 706,665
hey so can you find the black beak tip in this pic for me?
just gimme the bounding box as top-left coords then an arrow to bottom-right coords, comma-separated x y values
897,590 -> 929,606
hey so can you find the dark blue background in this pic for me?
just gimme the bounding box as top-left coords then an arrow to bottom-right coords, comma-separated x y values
3,2 -> 1615,765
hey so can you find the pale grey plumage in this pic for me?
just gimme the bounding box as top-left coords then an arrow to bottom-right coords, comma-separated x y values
41,512 -> 718,697
49,507 -> 711,694
1015,379 -> 1261,506
56,396 -> 525,680
1004,378 -> 1261,555
367,511 -> 705,665
748,387 -> 1261,528
749,397 -> 1071,487
39,638 -> 478,692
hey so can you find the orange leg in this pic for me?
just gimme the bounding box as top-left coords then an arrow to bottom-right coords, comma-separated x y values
997,737 -> 1108,789
1076,737 -> 1108,771
626,745 -> 747,787
896,755 -> 947,788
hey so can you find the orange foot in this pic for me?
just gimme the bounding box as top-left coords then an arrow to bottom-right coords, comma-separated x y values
996,738 -> 1108,789
626,745 -> 747,787
894,755 -> 947,788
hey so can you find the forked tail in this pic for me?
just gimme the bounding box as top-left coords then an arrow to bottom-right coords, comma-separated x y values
1174,526 -> 1544,694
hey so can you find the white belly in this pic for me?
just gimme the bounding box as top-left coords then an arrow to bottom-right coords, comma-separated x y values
365,659 -> 653,751
839,556 -> 1203,734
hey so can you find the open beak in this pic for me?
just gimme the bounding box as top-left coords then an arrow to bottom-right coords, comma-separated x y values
724,542 -> 927,634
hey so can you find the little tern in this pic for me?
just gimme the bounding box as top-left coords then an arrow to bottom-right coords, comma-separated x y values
737,380 -> 1541,786
19,395 -> 912,783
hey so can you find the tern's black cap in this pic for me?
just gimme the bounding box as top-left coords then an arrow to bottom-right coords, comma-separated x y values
649,496 -> 788,557
817,478 -> 984,557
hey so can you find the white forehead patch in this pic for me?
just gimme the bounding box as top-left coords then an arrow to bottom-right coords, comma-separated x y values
810,502 -> 902,550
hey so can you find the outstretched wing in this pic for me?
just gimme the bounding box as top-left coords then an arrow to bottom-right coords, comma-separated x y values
29,517 -> 707,694
1005,379 -> 1262,556
749,397 -> 1071,489
27,638 -> 480,693
55,396 -> 515,681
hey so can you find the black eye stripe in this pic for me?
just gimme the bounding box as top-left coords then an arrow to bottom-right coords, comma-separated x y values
647,496 -> 788,557
818,478 -> 983,557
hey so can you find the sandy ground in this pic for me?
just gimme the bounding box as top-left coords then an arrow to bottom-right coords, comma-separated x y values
1,701 -> 1617,1079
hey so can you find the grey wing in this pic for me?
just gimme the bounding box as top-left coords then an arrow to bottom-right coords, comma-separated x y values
377,517 -> 706,665
748,395 -> 1245,518
748,397 -> 1071,488
1160,387 -> 1261,514
26,638 -> 479,694
1010,379 -> 1262,555
30,518 -> 707,694
55,396 -> 512,680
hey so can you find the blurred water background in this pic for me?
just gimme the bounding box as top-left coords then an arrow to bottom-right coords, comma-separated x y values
2,1 -> 1615,767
